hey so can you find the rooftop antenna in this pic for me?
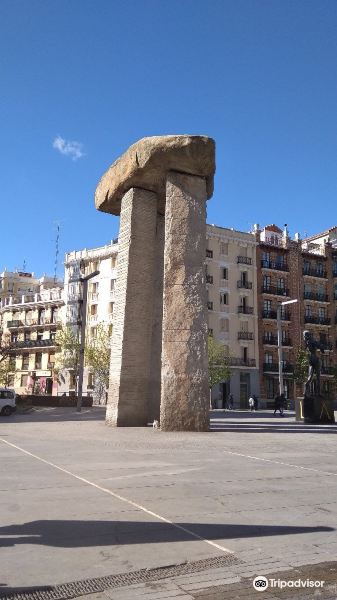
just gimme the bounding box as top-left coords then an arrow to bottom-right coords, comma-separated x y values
22,259 -> 27,271
53,221 -> 62,284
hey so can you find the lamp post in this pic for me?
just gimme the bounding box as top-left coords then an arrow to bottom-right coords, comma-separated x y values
76,266 -> 100,412
277,298 -> 298,396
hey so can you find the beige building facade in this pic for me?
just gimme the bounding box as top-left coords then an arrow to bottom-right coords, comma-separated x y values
0,272 -> 64,394
61,241 -> 118,398
206,225 -> 260,407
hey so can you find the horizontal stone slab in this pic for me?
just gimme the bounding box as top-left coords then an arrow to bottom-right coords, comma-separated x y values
95,135 -> 215,215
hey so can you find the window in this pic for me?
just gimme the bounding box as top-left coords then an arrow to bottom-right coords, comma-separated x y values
262,252 -> 270,265
305,305 -> 312,317
220,318 -> 229,332
110,279 -> 115,291
264,299 -> 272,313
22,355 -> 29,369
51,307 -> 59,323
240,320 -> 248,332
24,331 -> 31,341
108,302 -> 114,314
87,372 -> 94,389
206,249 -> 213,258
11,333 -> 18,343
208,328 -> 213,337
90,327 -> 97,339
25,310 -> 33,325
318,307 -> 326,319
316,262 -> 324,275
37,332 -> 43,341
220,242 -> 228,255
220,292 -> 228,305
20,374 -> 28,387
277,278 -> 285,290
264,353 -> 273,364
239,246 -> 247,257
35,353 -> 42,369
38,309 -> 45,325
222,267 -> 228,280
111,256 -> 117,268
50,330 -> 56,341
91,281 -> 99,293
263,275 -> 271,290
90,304 -> 97,315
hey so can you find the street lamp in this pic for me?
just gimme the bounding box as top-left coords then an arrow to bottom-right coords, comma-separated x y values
76,266 -> 100,412
277,298 -> 298,397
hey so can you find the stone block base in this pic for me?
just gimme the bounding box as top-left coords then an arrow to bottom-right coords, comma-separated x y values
296,396 -> 335,424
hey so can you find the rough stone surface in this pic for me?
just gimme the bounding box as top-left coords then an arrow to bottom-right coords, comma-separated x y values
160,172 -> 209,431
148,213 -> 165,422
106,187 -> 157,426
95,135 -> 215,216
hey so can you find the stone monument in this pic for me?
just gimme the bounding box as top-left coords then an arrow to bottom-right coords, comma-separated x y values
95,135 -> 216,431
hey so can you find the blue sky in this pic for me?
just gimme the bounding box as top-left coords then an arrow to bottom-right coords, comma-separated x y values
1,0 -> 337,277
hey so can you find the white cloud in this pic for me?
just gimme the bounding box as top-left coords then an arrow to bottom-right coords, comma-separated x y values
52,136 -> 85,161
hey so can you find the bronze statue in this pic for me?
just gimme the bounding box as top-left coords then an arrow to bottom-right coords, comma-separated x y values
303,330 -> 324,396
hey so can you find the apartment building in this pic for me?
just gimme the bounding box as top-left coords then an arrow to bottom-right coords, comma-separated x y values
206,225 -> 260,407
255,224 -> 337,404
0,273 -> 64,394
60,241 -> 118,396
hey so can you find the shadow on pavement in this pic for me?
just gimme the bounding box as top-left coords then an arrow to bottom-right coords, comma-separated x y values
0,520 -> 333,548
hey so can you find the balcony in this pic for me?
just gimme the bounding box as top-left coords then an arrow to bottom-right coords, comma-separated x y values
7,320 -> 24,328
263,335 -> 292,346
237,256 -> 252,265
321,366 -> 335,376
238,306 -> 254,315
303,267 -> 327,278
263,362 -> 293,373
238,331 -> 254,340
11,339 -> 58,349
262,310 -> 291,321
261,259 -> 288,272
304,315 -> 331,325
237,280 -> 252,289
262,286 -> 289,297
303,291 -> 329,302
207,301 -> 213,310
206,275 -> 213,284
229,357 -> 256,367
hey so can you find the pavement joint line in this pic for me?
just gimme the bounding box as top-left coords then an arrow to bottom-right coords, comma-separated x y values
223,450 -> 337,477
0,437 -> 234,556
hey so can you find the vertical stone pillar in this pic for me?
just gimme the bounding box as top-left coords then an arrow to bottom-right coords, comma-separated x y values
106,187 -> 158,426
160,171 -> 209,431
148,213 -> 165,422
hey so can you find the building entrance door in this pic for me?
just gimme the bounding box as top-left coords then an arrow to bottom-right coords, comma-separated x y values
240,383 -> 248,408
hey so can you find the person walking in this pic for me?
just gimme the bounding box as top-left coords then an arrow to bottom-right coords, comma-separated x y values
273,393 -> 284,416
248,396 -> 255,411
253,394 -> 259,411
228,393 -> 234,410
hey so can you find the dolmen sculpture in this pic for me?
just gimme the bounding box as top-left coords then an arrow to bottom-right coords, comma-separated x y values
95,135 -> 216,431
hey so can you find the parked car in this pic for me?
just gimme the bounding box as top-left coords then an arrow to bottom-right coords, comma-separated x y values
0,388 -> 17,416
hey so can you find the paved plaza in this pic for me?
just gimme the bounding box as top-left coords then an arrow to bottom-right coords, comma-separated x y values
1,407 -> 337,599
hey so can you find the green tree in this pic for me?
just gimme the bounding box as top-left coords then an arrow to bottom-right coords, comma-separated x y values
85,323 -> 111,403
293,348 -> 309,396
54,326 -> 81,390
208,336 -> 231,406
0,334 -> 16,386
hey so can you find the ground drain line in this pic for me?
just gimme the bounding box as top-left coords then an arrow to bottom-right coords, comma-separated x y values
0,554 -> 241,600
0,438 -> 234,555
223,450 -> 337,477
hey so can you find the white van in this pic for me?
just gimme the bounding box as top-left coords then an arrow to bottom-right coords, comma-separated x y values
0,388 -> 17,416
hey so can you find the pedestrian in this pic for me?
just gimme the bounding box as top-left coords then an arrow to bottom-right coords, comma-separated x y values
273,393 -> 284,416
248,396 -> 255,411
253,394 -> 259,411
228,393 -> 234,410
